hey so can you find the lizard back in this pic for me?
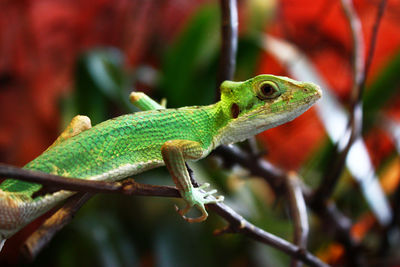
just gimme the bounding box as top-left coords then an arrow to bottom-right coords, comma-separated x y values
0,105 -> 222,197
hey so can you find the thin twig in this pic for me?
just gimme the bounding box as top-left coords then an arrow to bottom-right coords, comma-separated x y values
20,193 -> 93,261
310,6 -> 388,262
190,165 -> 327,267
210,203 -> 328,267
213,145 -> 359,262
311,0 -> 366,207
216,0 -> 238,99
313,0 -> 387,206
285,172 -> 309,267
360,0 -> 388,101
342,0 -> 365,104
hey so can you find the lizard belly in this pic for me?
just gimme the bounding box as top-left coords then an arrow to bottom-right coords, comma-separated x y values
0,189 -> 74,239
87,159 -> 164,182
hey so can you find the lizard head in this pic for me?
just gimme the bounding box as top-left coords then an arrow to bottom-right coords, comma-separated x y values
216,74 -> 322,145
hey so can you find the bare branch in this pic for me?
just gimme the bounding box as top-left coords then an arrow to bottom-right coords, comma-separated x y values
1,162 -> 327,266
310,8 -> 388,262
213,145 -> 360,263
0,163 -> 179,198
191,164 -> 327,266
342,0 -> 365,104
216,0 -> 238,99
20,193 -> 93,261
285,173 -> 309,267
311,0 -> 364,206
209,203 -> 329,267
360,0 -> 388,101
313,0 -> 387,203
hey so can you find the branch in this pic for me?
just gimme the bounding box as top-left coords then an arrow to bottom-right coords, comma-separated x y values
360,0 -> 388,101
312,0 -> 387,206
285,173 -> 309,267
210,202 -> 328,267
1,163 -> 327,266
311,0 -> 370,207
216,0 -> 238,99
0,163 -> 179,198
0,161 -> 176,261
192,166 -> 326,267
342,0 -> 365,104
212,145 -> 360,263
309,7 -> 388,262
20,193 -> 93,261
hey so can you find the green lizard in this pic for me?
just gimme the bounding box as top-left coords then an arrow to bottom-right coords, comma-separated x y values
0,74 -> 321,250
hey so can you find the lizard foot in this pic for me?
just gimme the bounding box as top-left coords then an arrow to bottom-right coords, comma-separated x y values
175,184 -> 224,223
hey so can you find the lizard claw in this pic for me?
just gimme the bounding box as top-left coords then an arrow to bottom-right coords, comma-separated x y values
175,185 -> 224,223
175,202 -> 209,223
183,204 -> 209,223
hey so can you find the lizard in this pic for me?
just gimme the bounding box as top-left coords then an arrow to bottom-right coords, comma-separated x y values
0,74 -> 322,250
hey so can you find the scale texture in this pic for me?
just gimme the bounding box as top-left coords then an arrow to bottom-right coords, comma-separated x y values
2,105 -> 224,191
0,74 -> 322,243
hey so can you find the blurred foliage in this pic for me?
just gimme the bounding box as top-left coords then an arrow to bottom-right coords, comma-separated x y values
64,48 -> 134,126
363,50 -> 400,130
1,0 -> 400,266
159,4 -> 220,107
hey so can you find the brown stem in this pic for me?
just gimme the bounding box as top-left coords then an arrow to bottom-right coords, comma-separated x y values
0,163 -> 179,198
216,0 -> 238,99
311,0 -> 367,207
285,173 -> 309,267
1,162 -> 327,266
20,193 -> 93,262
359,0 -> 388,102
210,203 -> 328,267
213,145 -> 360,264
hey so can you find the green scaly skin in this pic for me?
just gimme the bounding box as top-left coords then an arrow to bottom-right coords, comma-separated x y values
0,74 -> 322,247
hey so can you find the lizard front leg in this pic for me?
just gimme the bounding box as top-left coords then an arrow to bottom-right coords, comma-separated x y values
130,93 -> 224,221
161,140 -> 223,223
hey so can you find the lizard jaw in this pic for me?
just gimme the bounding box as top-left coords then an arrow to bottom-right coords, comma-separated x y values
216,85 -> 322,145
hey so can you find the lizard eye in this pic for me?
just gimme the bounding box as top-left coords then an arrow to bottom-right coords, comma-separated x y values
257,81 -> 281,100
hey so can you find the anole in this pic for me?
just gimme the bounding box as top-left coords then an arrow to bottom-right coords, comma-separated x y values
0,75 -> 321,250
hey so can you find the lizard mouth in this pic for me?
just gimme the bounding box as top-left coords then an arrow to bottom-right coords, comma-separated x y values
314,85 -> 323,99
252,88 -> 322,130
252,88 -> 321,117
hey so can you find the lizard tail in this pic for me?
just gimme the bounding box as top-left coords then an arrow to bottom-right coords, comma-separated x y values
0,189 -> 28,240
0,189 -> 73,241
